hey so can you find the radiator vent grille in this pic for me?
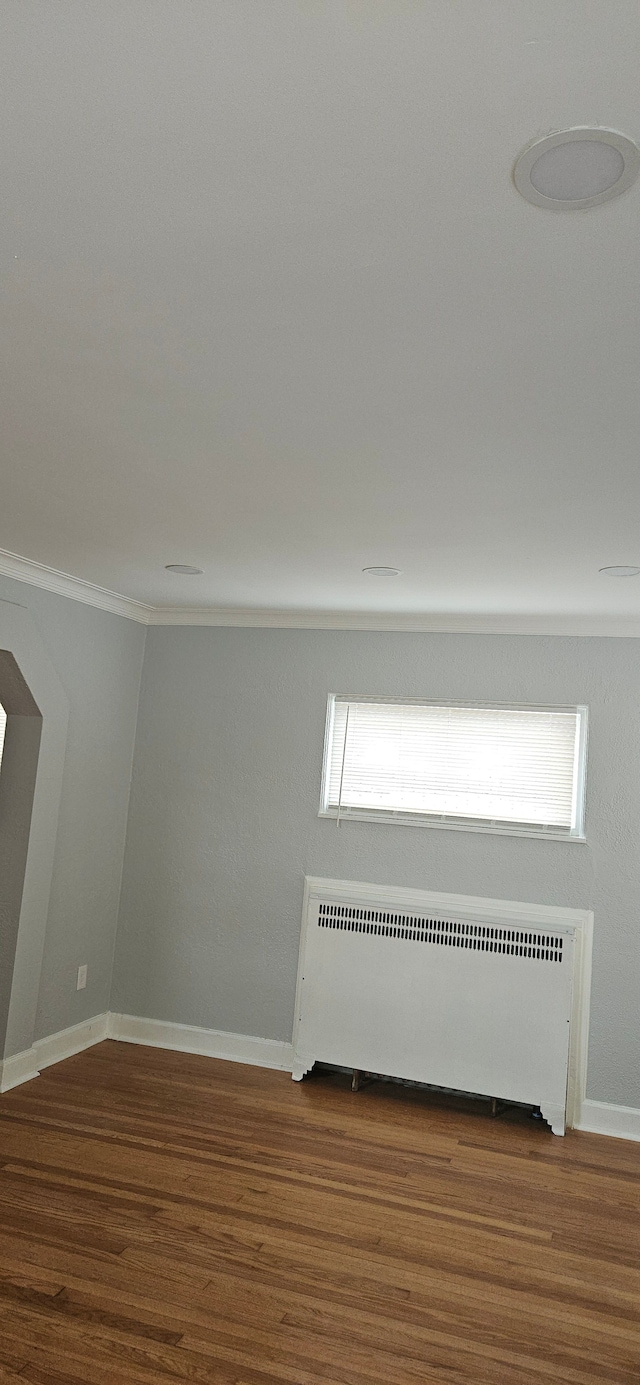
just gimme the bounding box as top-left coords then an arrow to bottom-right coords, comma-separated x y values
318,902 -> 563,963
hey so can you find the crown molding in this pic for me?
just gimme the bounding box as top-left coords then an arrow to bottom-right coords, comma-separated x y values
0,547 -> 152,623
147,606 -> 640,636
2,545 -> 640,636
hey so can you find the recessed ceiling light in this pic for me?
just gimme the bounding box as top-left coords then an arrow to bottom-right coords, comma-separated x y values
362,566 -> 401,577
165,564 -> 204,575
599,565 -> 640,577
514,128 -> 640,210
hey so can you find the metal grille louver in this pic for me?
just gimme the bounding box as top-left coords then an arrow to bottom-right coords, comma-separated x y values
318,902 -> 563,963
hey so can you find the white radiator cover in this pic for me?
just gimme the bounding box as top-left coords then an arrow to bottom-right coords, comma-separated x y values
292,878 -> 593,1136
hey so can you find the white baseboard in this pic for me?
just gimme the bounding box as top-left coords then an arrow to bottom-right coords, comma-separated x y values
35,1012 -> 110,1070
575,1099 -> 640,1143
109,1012 -> 294,1070
4,1014 -> 639,1147
0,1047 -> 40,1093
1,1011 -> 293,1094
0,1012 -> 110,1093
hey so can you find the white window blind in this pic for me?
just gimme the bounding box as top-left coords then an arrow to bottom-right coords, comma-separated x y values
321,696 -> 586,839
0,702 -> 6,774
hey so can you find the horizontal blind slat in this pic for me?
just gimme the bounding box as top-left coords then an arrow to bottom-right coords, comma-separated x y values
327,699 -> 581,829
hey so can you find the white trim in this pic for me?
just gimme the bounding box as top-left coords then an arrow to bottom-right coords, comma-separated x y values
35,1012 -> 110,1070
0,1012 -> 111,1092
5,1005 -> 640,1148
110,1013 -> 294,1070
319,807 -> 587,842
300,877 -> 593,1132
0,1047 -> 40,1093
148,607 -> 640,636
0,1011 -> 293,1093
0,547 -> 152,623
4,545 -> 640,635
576,1099 -> 640,1143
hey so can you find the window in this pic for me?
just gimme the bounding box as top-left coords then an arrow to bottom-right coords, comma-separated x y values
320,696 -> 587,840
0,701 -> 6,772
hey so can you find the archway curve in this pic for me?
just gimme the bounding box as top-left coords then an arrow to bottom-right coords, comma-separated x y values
0,600 -> 68,1081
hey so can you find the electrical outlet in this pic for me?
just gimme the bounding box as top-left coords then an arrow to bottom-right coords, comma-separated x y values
76,964 -> 87,991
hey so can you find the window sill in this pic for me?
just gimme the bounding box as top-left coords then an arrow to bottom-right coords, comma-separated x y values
319,807 -> 586,843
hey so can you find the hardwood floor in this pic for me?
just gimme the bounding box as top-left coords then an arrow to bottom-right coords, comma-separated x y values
0,1043 -> 638,1384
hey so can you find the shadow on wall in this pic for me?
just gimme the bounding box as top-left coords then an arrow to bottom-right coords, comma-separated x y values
0,651 -> 42,1058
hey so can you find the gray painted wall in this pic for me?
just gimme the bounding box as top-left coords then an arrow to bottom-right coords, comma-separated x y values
113,627 -> 640,1109
0,577 -> 146,1045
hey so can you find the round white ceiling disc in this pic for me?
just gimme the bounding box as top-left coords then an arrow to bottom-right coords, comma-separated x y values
514,128 -> 640,210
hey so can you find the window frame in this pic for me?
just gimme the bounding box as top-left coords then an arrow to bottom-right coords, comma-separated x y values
319,694 -> 588,842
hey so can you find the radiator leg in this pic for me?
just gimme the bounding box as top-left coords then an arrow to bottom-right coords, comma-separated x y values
352,1069 -> 362,1092
291,1055 -> 315,1082
540,1101 -> 566,1136
490,1096 -> 511,1119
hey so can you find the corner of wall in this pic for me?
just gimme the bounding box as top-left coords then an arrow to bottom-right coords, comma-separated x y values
106,621 -> 149,1018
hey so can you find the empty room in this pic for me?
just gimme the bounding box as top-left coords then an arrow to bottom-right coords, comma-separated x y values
0,2 -> 639,1382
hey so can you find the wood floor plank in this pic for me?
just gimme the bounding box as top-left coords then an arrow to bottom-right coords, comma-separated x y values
0,1042 -> 639,1383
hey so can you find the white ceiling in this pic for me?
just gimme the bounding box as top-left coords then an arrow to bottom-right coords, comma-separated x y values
2,1 -> 640,620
